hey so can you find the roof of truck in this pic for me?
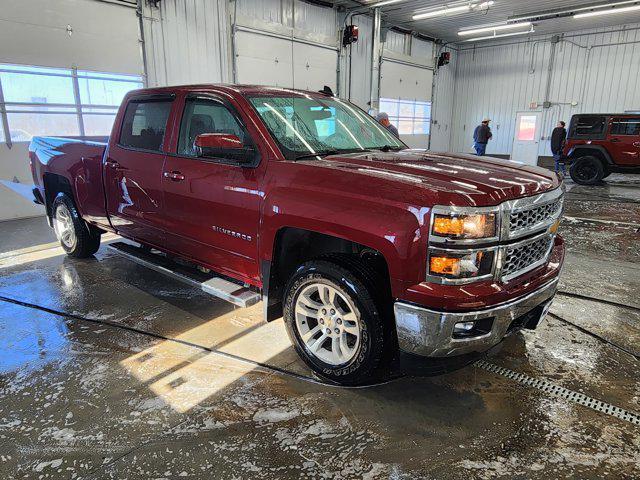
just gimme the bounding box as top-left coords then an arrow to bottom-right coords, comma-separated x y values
125,84 -> 335,99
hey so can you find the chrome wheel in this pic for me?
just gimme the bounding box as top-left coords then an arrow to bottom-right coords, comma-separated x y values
54,204 -> 77,250
294,283 -> 361,366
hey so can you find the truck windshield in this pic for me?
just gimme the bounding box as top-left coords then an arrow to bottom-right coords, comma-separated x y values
248,95 -> 406,160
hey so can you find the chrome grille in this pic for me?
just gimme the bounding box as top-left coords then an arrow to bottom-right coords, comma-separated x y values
502,235 -> 553,280
509,198 -> 563,234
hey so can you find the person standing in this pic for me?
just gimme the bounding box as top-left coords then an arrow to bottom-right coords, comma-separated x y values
376,112 -> 400,138
473,118 -> 492,156
550,121 -> 567,175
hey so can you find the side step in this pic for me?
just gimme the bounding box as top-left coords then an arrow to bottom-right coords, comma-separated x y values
107,242 -> 261,308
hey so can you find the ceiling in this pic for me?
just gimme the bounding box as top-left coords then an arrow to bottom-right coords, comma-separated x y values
335,1 -> 640,42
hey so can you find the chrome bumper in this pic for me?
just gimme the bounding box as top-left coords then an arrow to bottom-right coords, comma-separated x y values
394,278 -> 558,357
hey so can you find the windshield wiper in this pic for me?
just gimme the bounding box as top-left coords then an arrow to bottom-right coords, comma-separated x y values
294,150 -> 339,161
371,145 -> 404,152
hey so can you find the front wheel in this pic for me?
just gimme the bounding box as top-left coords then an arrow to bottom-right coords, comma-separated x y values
569,156 -> 604,185
283,259 -> 392,385
52,194 -> 101,258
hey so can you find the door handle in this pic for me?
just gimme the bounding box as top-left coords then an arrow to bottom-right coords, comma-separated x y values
610,138 -> 620,142
105,158 -> 122,169
164,171 -> 185,181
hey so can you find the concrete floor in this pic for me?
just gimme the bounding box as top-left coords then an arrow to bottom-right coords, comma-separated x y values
0,175 -> 639,479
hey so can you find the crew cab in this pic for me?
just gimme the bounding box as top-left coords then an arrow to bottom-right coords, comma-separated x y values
564,113 -> 640,185
29,84 -> 565,385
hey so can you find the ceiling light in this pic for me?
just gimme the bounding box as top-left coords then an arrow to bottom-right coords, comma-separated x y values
464,29 -> 535,42
510,1 -> 639,22
459,21 -> 532,36
412,2 -> 494,21
369,0 -> 406,7
574,4 -> 640,18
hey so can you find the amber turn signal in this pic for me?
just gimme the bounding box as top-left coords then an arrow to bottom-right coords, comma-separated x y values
433,217 -> 465,236
430,256 -> 460,276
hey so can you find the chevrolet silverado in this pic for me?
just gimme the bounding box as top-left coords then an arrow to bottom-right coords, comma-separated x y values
29,85 -> 565,385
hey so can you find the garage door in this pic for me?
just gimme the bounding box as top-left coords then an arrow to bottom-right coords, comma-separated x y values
235,30 -> 337,92
380,59 -> 433,149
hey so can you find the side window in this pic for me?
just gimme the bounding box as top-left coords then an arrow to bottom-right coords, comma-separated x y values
610,117 -> 640,136
119,100 -> 172,152
178,98 -> 246,156
571,116 -> 607,137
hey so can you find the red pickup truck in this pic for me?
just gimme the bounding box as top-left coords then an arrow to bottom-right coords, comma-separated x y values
29,85 -> 565,385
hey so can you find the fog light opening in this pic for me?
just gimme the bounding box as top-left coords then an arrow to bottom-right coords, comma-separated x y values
452,317 -> 494,339
454,321 -> 475,334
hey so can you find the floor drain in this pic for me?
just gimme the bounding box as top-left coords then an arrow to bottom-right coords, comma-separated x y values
476,360 -> 640,426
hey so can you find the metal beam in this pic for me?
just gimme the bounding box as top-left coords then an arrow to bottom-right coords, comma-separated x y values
369,7 -> 382,111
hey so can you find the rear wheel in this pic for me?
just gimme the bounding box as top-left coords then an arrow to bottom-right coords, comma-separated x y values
569,155 -> 604,185
283,259 -> 392,385
52,194 -> 101,258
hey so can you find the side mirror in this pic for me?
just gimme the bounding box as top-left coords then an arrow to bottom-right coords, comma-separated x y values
194,133 -> 255,164
195,133 -> 244,150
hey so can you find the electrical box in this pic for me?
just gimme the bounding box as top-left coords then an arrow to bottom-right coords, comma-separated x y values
342,25 -> 359,47
438,51 -> 451,67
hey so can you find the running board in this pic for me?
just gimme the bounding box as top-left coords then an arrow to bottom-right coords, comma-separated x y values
107,242 -> 261,308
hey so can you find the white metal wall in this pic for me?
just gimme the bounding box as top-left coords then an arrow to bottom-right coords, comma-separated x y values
142,0 -> 232,86
448,24 -> 640,158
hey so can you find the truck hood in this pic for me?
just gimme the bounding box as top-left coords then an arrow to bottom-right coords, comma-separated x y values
301,149 -> 560,207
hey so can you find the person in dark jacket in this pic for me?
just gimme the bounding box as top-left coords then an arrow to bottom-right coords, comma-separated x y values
550,121 -> 567,174
473,118 -> 492,156
376,112 -> 400,138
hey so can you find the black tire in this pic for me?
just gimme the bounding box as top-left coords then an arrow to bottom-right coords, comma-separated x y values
569,156 -> 604,185
52,193 -> 101,258
283,259 -> 392,386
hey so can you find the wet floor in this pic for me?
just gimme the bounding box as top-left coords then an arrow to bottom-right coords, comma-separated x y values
0,174 -> 639,479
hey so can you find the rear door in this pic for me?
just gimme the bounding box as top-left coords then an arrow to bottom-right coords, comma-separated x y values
104,95 -> 174,247
161,94 -> 264,285
608,117 -> 640,166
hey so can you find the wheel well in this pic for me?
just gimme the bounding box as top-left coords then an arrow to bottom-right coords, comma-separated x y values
263,227 -> 391,321
570,148 -> 609,168
43,173 -> 73,219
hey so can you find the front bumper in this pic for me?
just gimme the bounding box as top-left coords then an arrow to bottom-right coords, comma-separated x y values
394,277 -> 558,357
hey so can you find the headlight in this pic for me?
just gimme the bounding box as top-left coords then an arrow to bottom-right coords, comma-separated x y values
432,212 -> 497,239
428,248 -> 495,281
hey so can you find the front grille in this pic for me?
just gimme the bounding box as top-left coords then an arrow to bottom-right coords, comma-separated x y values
509,199 -> 563,234
502,235 -> 553,279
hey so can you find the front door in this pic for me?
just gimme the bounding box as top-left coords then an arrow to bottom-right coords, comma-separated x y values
161,95 -> 263,285
608,116 -> 640,166
104,96 -> 174,247
511,112 -> 542,166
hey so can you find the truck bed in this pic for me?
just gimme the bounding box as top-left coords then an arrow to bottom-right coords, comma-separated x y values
29,136 -> 109,227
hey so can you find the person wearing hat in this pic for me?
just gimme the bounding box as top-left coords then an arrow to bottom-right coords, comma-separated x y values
376,112 -> 399,138
473,118 -> 493,156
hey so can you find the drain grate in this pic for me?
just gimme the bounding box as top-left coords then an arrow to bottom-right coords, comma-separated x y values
476,360 -> 640,426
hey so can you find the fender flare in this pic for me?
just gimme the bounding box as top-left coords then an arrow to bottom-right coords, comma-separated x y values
567,145 -> 613,165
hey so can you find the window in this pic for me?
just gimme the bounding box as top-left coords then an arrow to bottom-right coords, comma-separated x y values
570,115 -> 607,138
516,115 -> 538,141
248,96 -> 404,160
379,98 -> 432,135
610,117 -> 640,136
0,63 -> 143,144
119,100 -> 173,152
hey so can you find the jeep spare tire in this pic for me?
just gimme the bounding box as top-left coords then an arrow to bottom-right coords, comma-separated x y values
569,156 -> 604,185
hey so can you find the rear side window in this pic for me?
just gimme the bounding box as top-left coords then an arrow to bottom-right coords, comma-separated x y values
119,99 -> 172,152
570,116 -> 607,138
610,117 -> 640,136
